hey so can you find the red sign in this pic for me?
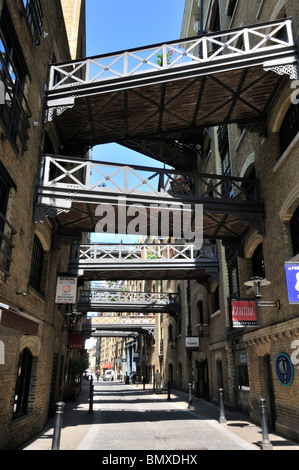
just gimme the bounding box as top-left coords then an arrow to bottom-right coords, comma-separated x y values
231,300 -> 257,327
68,332 -> 84,350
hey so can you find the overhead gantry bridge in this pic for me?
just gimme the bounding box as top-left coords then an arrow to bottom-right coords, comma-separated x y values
35,155 -> 264,242
69,242 -> 219,282
35,19 -> 298,300
36,18 -> 298,245
78,289 -> 181,314
43,19 -> 297,169
83,315 -> 156,337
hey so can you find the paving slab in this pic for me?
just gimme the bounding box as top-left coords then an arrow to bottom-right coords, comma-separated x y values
20,380 -> 299,452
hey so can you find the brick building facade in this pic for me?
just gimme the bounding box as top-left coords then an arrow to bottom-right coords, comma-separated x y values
0,0 -> 86,450
179,0 -> 299,442
1,0 -> 297,450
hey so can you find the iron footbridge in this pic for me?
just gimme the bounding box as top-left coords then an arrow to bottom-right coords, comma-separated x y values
43,19 -> 298,167
78,289 -> 181,314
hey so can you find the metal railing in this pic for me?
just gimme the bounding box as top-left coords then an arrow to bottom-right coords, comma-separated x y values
78,289 -> 181,313
90,314 -> 156,327
47,19 -> 294,96
39,154 -> 260,204
70,242 -> 217,267
79,289 -> 180,305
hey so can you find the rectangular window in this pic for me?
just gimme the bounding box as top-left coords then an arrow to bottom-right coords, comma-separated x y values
279,104 -> 299,155
0,163 -> 16,279
290,207 -> 299,255
211,286 -> 220,312
218,125 -> 232,198
29,235 -> 44,292
22,0 -> 43,47
252,243 -> 265,279
0,2 -> 31,151
229,263 -> 239,297
227,258 -> 240,329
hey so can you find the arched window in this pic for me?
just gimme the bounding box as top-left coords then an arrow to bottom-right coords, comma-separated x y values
279,103 -> 299,155
290,207 -> 299,255
13,348 -> 33,418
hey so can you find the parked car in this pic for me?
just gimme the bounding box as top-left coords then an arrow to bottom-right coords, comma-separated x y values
103,369 -> 114,381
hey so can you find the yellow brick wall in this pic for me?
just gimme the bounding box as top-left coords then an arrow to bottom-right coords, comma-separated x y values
60,0 -> 86,59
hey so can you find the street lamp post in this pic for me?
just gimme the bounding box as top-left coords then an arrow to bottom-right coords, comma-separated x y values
244,277 -> 280,309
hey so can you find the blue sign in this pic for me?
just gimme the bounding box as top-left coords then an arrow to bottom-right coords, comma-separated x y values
284,263 -> 299,304
275,353 -> 294,387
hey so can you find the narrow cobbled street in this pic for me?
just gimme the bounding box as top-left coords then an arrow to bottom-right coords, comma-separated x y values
22,379 -> 299,452
76,381 -> 256,451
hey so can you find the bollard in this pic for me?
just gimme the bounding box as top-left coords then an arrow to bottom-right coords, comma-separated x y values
167,380 -> 171,401
218,388 -> 227,423
188,382 -> 192,408
88,379 -> 94,414
51,401 -> 65,450
259,398 -> 273,450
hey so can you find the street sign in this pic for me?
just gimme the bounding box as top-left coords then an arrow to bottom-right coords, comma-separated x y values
285,263 -> 299,304
68,332 -> 84,350
275,353 -> 294,386
186,337 -> 199,351
55,276 -> 77,304
231,300 -> 257,327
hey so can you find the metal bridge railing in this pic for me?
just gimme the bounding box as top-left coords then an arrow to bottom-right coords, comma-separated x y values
79,289 -> 180,305
39,154 -> 260,204
47,19 -> 294,95
70,243 -> 217,267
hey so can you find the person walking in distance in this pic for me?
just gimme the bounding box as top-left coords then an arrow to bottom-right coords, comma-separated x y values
155,369 -> 162,393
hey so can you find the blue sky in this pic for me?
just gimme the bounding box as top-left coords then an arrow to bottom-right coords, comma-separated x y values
86,0 -> 186,56
85,0 -> 186,242
85,0 -> 186,167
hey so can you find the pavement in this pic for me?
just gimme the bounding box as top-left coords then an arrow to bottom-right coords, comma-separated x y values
19,380 -> 299,452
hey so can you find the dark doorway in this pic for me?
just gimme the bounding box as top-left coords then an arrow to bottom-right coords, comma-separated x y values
264,354 -> 277,429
